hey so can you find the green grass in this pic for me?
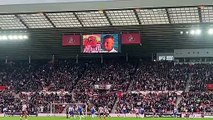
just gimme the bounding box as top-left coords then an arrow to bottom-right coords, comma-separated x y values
0,117 -> 213,120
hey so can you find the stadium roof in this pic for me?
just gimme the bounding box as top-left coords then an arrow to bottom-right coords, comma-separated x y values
0,6 -> 212,29
0,0 -> 211,30
0,0 -> 211,13
0,0 -> 213,60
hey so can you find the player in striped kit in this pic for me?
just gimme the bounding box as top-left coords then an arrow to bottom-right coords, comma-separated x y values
20,103 -> 28,120
98,106 -> 106,120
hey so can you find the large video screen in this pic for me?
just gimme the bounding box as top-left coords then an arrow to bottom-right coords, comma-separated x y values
83,34 -> 119,53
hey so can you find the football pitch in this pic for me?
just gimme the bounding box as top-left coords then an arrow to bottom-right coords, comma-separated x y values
1,117 -> 213,120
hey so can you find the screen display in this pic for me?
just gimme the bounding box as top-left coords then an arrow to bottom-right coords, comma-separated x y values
83,34 -> 119,53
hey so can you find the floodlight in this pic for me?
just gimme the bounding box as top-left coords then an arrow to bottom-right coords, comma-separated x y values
2,36 -> 8,40
23,35 -> 28,39
208,29 -> 213,35
195,29 -> 201,35
13,35 -> 18,39
190,30 -> 195,35
18,35 -> 24,39
8,35 -> 13,40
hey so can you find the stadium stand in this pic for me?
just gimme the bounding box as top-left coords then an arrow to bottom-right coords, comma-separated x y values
1,60 -> 213,115
0,0 -> 213,119
178,92 -> 213,112
132,62 -> 188,91
116,92 -> 177,113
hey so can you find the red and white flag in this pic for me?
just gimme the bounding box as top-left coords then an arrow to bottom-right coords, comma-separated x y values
0,86 -> 7,91
207,84 -> 213,90
62,34 -> 81,46
121,33 -> 141,44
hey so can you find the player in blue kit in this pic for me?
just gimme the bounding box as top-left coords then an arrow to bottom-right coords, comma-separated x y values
173,107 -> 178,118
78,105 -> 84,120
91,106 -> 96,118
122,106 -> 127,117
69,105 -> 75,118
139,106 -> 145,118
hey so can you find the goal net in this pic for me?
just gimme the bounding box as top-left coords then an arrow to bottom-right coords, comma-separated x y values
50,103 -> 88,116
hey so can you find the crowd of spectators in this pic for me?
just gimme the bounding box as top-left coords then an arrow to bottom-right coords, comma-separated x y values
178,92 -> 213,112
1,60 -> 213,114
132,62 -> 188,91
72,60 -> 136,112
0,60 -> 85,92
189,64 -> 212,91
0,59 -> 135,113
74,60 -> 135,92
116,92 -> 177,113
0,90 -> 74,114
0,90 -> 21,114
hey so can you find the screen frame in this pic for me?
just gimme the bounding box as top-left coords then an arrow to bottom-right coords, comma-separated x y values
81,33 -> 121,54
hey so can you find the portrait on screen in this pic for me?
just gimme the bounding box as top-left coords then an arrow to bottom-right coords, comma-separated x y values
101,34 -> 118,53
82,34 -> 119,53
83,34 -> 101,53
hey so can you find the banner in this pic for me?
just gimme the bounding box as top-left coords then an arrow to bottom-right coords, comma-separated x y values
207,84 -> 213,90
182,113 -> 202,118
117,91 -> 123,99
0,86 -> 7,91
122,33 -> 141,44
94,84 -> 111,90
62,34 -> 80,46
110,113 -> 181,118
131,91 -> 183,95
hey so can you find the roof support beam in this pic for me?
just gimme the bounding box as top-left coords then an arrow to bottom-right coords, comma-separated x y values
103,10 -> 112,26
73,12 -> 84,27
133,9 -> 141,25
165,8 -> 172,24
198,7 -> 203,23
15,14 -> 29,29
43,13 -> 56,28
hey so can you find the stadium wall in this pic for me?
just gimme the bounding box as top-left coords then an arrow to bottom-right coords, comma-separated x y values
0,24 -> 213,60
